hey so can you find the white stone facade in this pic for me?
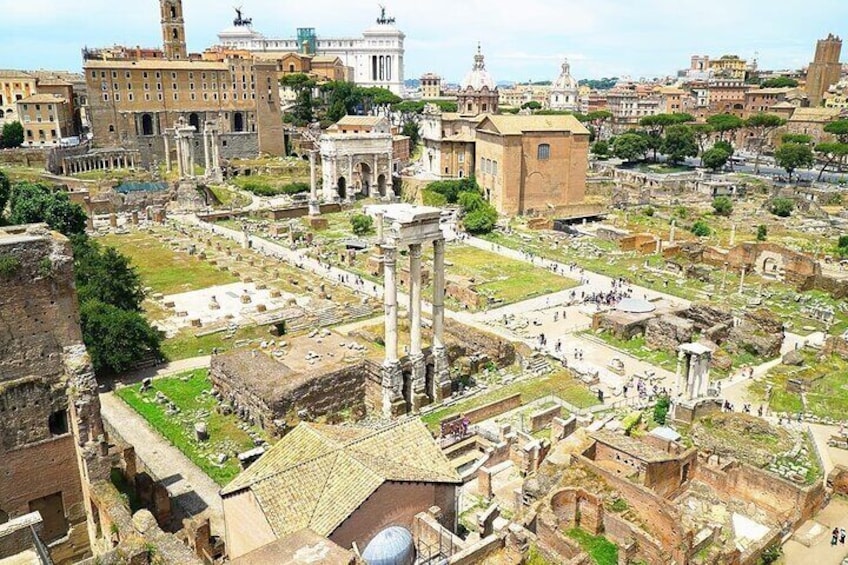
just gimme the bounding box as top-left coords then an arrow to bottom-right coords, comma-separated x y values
217,9 -> 405,95
549,59 -> 579,112
319,134 -> 393,201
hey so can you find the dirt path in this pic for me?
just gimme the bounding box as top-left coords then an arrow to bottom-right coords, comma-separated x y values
99,392 -> 224,535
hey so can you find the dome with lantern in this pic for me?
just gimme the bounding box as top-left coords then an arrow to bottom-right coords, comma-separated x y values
461,43 -> 496,91
550,59 -> 580,111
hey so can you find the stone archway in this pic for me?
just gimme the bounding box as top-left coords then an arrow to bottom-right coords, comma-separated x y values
233,112 -> 245,132
189,112 -> 200,130
141,114 -> 154,136
356,162 -> 372,196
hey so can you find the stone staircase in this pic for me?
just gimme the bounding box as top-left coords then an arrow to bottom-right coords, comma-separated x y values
526,352 -> 552,376
285,303 -> 377,333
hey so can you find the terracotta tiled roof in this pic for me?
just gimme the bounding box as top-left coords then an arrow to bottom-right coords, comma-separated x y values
477,114 -> 590,136
221,418 -> 460,538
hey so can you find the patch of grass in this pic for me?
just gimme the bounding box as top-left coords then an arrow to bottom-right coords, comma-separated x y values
160,324 -> 275,361
566,528 -> 619,565
99,232 -> 238,295
425,244 -> 578,309
421,369 -> 598,431
208,185 -> 252,209
756,352 -> 848,419
526,545 -> 556,565
115,368 -> 268,485
593,331 -> 678,372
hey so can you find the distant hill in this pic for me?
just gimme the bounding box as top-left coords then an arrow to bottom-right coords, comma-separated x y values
579,77 -> 619,90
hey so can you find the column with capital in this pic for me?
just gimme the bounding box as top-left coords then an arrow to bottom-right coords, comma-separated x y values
381,244 -> 405,417
675,349 -> 688,399
202,128 -> 211,175
431,238 -> 450,401
174,132 -> 183,177
409,244 -> 427,411
188,133 -> 196,177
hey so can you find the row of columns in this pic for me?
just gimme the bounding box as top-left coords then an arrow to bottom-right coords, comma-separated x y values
173,123 -> 196,179
381,237 -> 450,418
675,346 -> 712,401
202,121 -> 222,182
64,154 -> 135,175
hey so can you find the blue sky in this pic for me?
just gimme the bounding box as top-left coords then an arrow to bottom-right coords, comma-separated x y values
0,0 -> 844,83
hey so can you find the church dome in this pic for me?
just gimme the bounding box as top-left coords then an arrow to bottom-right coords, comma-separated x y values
552,59 -> 578,92
461,44 -> 496,91
361,527 -> 415,565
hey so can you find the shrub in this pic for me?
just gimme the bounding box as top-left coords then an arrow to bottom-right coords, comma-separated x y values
711,196 -> 733,216
643,206 -> 655,217
422,189 -> 448,207
350,213 -> 373,236
0,254 -> 21,278
769,197 -> 794,218
756,225 -> 768,241
463,207 -> 497,235
281,182 -> 310,195
591,140 -> 610,157
653,396 -> 671,425
690,220 -> 711,237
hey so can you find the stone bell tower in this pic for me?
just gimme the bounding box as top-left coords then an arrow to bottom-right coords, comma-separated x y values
161,0 -> 188,60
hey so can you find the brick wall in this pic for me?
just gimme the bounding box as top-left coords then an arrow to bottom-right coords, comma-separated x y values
440,394 -> 521,429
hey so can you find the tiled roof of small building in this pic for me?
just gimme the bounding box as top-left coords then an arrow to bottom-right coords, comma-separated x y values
221,418 -> 461,538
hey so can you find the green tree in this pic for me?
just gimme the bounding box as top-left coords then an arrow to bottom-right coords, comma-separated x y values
350,213 -> 374,236
836,235 -> 848,258
824,119 -> 848,143
9,182 -> 86,236
713,140 -> 734,156
813,142 -> 848,181
586,110 -> 613,140
426,176 -> 480,204
591,140 -> 610,158
80,300 -> 162,374
640,114 -> 694,161
706,113 -> 745,141
769,197 -> 795,217
774,142 -> 814,182
0,121 -> 24,148
712,196 -> 734,216
702,148 -> 730,172
756,225 -> 768,241
463,207 -> 497,234
401,120 -> 420,146
521,101 -> 542,110
72,236 -> 145,312
612,133 -> 649,163
661,124 -> 698,164
745,113 -> 786,173
690,220 -> 711,237
0,169 -> 10,215
653,396 -> 671,425
760,77 -> 799,88
691,123 -> 713,160
781,133 -> 812,145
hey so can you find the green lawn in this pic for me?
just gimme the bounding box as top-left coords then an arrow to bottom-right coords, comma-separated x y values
115,369 -> 268,485
99,232 -> 238,295
752,352 -> 848,419
592,331 -> 678,372
566,528 -> 619,565
421,369 -> 598,431
428,244 -> 578,308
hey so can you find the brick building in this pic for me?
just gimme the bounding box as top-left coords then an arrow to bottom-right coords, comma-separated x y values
475,114 -> 589,216
221,419 -> 461,559
83,0 -> 285,168
806,34 -> 843,106
0,224 -> 110,564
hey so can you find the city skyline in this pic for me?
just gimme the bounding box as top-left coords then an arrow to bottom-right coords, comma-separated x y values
0,0 -> 845,83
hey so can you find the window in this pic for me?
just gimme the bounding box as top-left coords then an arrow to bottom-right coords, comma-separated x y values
537,143 -> 551,160
492,161 -> 498,176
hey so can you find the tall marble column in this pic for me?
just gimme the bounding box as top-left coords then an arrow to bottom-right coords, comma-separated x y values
431,238 -> 450,401
409,243 -> 427,411
308,150 -> 320,216
164,133 -> 172,173
381,244 -> 404,417
203,129 -> 211,174
188,137 -> 195,177
372,154 -> 379,198
675,350 -> 688,399
174,134 -> 184,178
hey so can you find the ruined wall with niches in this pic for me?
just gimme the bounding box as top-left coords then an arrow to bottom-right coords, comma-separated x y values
0,226 -> 82,385
444,318 -> 516,367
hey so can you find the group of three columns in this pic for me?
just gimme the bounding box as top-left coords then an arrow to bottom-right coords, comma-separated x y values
381,237 -> 451,418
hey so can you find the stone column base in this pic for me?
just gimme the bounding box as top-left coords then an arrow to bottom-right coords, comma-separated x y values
431,347 -> 451,401
308,199 -> 321,216
410,354 -> 428,412
381,361 -> 406,419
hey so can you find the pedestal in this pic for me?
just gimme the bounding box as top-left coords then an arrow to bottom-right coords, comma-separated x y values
308,199 -> 321,216
410,353 -> 428,412
432,345 -> 451,401
381,361 -> 407,418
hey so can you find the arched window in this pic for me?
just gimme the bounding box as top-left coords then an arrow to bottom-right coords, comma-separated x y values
289,64 -> 295,72
537,143 -> 551,160
141,114 -> 154,136
173,29 -> 179,40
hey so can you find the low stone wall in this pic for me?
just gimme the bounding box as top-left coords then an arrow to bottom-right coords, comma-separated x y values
440,394 -> 522,431
0,513 -> 44,560
0,147 -> 47,168
529,405 -> 562,433
444,318 -> 516,367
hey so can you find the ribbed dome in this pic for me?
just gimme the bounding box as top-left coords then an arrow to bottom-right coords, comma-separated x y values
461,44 -> 496,91
552,59 -> 578,91
362,527 -> 415,565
